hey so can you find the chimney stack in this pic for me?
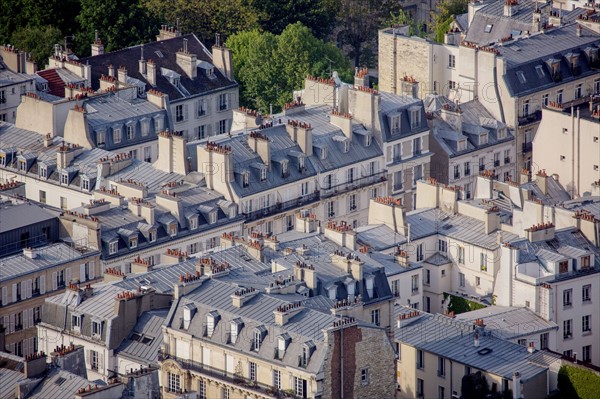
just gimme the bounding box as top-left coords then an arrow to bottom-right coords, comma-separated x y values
512,372 -> 521,399
147,60 -> 157,86
176,38 -> 197,79
91,30 -> 104,56
474,331 -> 480,347
212,33 -> 234,81
139,45 -> 147,75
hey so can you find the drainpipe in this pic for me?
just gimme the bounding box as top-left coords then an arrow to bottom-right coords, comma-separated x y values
340,326 -> 344,399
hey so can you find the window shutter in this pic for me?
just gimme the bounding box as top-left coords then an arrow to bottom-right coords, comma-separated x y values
88,262 -> 95,280
184,104 -> 189,121
85,350 -> 91,368
29,309 -> 34,328
98,352 -> 104,372
1,287 -> 7,305
23,337 -> 29,356
356,193 -> 361,210
65,267 -> 72,284
9,314 -> 15,333
12,283 -> 17,302
227,93 -> 231,109
23,311 -> 29,330
27,279 -> 32,298
80,264 -> 86,283
52,272 -> 57,291
207,124 -> 212,136
20,281 -> 25,300
40,275 -> 46,294
3,316 -> 8,332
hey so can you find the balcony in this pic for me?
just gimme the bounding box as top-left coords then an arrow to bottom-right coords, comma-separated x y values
517,110 -> 542,126
243,192 -> 319,222
494,160 -> 500,167
522,142 -> 533,153
479,164 -> 485,172
320,171 -> 387,199
158,352 -> 293,397
504,157 -> 511,164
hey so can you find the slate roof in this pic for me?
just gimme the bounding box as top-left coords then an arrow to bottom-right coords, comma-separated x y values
28,369 -> 92,399
378,93 -> 429,143
0,368 -> 27,399
454,306 -> 558,340
80,34 -> 237,101
0,201 -> 57,234
394,306 -> 548,382
116,309 -> 168,365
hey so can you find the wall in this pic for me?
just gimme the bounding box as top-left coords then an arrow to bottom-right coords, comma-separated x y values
15,96 -> 81,137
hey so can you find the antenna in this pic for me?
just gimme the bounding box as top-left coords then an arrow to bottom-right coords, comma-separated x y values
94,30 -> 98,43
215,33 -> 221,47
141,44 -> 144,60
183,38 -> 188,53
176,17 -> 180,32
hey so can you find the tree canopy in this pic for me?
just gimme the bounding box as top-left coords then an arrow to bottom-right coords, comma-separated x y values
431,0 -> 469,43
10,26 -> 63,65
227,22 -> 351,113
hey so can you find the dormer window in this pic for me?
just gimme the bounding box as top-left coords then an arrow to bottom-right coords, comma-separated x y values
365,134 -> 371,147
242,171 -> 250,187
18,159 -> 27,171
344,140 -> 350,153
209,211 -> 217,224
81,177 -> 90,191
546,59 -> 561,82
390,115 -> 401,134
206,311 -> 220,337
498,127 -> 507,140
149,230 -> 157,243
72,314 -> 82,333
169,223 -> 177,237
281,159 -> 289,178
458,140 -> 467,151
189,216 -> 198,230
410,108 -> 421,129
260,168 -> 267,182
183,304 -> 196,330
129,237 -> 138,249
61,172 -> 69,185
479,133 -> 488,145
97,131 -> 106,146
535,65 -> 545,78
0,154 -> 6,167
230,319 -> 243,344
300,341 -> 315,367
92,320 -> 103,337
154,117 -> 163,132
39,165 -> 47,179
298,156 -> 305,171
113,127 -> 122,144
320,147 -> 327,160
126,124 -> 135,140
141,121 -> 150,137
253,326 -> 267,352
109,241 -> 118,254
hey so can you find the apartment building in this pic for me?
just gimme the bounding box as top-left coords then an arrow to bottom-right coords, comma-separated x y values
426,95 -> 516,194
81,27 -> 238,141
0,46 -> 36,123
159,276 -> 396,399
379,4 -> 600,172
0,241 -> 100,356
394,305 -> 555,399
533,99 -> 600,197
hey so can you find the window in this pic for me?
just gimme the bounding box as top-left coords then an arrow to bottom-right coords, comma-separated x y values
582,315 -> 591,333
393,170 -> 403,191
39,190 -> 46,204
596,79 -> 600,94
540,332 -> 549,350
59,196 -> 67,210
438,386 -> 445,399
475,276 -> 481,286
564,319 -> 573,339
410,275 -> 419,294
459,272 -> 465,287
219,119 -> 227,134
438,356 -> 446,377
391,115 -> 401,134
347,167 -> 355,183
413,164 -> 423,185
197,99 -> 207,117
253,330 -> 262,351
273,370 -> 281,389
92,321 -> 102,336
154,117 -> 163,132
169,223 -> 177,237
198,380 -> 206,399
300,182 -> 309,196
320,146 -> 328,159
90,349 -> 99,370
109,241 -> 118,254
221,387 -> 229,399
493,152 -> 500,167
393,143 -> 402,162
582,284 -> 591,302
149,230 -> 156,243
448,80 -> 457,90
361,368 -> 369,385
448,54 -> 456,68
219,94 -> 228,111
61,173 -> 69,185
458,246 -> 465,264
538,95 -> 549,110
556,90 -> 563,104
463,162 -> 470,176
465,181 -> 472,198
425,269 -> 431,285
563,289 -> 572,306
417,378 -> 424,397
417,243 -> 424,261
327,201 -> 335,218
581,256 -> 591,269
249,362 -> 257,381
564,350 -> 573,358
480,253 -> 488,271
370,187 -> 378,198
484,24 -> 493,33
535,65 -> 545,78
582,345 -> 592,363
127,125 -> 134,140
559,260 -> 569,273
518,339 -> 527,346
479,157 -> 485,171
260,168 -> 267,182
175,105 -> 184,122
168,372 -> 180,393
72,315 -> 81,328
575,84 -> 582,99
293,377 -> 306,398
141,121 -> 149,137
417,350 -> 424,369
113,128 -> 121,144
517,71 -> 527,85
348,194 -> 357,212
438,239 -> 447,253
81,178 -> 90,191
371,309 -> 380,326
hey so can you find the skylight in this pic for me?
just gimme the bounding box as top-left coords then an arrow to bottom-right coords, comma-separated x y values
535,65 -> 545,78
154,50 -> 164,58
516,71 -> 526,84
484,24 -> 493,33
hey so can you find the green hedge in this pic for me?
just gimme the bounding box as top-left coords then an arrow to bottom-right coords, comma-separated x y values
558,365 -> 600,399
444,293 -> 487,314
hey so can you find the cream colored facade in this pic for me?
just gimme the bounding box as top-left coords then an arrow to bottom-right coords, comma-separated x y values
533,104 -> 600,197
0,245 -> 100,357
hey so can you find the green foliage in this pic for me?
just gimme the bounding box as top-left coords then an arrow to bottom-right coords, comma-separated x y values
10,26 -> 63,65
76,0 -> 159,56
558,365 -> 600,399
143,0 -> 260,43
249,0 -> 337,39
385,10 -> 426,38
462,372 -> 490,399
444,293 -> 487,314
431,0 -> 468,43
227,22 -> 351,114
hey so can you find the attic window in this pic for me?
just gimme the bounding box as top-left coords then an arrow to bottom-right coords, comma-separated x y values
484,24 -> 493,33
479,133 -> 488,145
61,172 -> 69,185
154,50 -> 164,58
260,168 -> 267,182
298,156 -> 306,171
206,311 -> 220,337
169,223 -> 177,237
365,134 -> 371,147
109,241 -> 118,254
535,65 -> 545,78
320,147 -> 327,159
253,327 -> 267,351
242,171 -> 250,187
458,140 -> 467,151
390,115 -> 401,134
516,71 -> 526,84
39,165 -> 47,179
344,140 -> 350,153
281,159 -> 289,177
498,128 -> 507,140
81,177 -> 90,191
410,109 -> 421,129
92,320 -> 102,337
299,342 -> 315,367
209,211 -> 217,224
129,237 -> 138,249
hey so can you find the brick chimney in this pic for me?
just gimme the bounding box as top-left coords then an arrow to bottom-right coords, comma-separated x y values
354,67 -> 370,88
285,119 -> 313,156
274,302 -> 302,326
117,66 -> 128,84
247,131 -> 270,165
91,30 -> 104,56
176,38 -> 197,79
146,60 -> 156,86
330,109 -> 353,139
504,0 -> 518,17
212,33 -> 233,81
231,287 -> 259,308
535,169 -> 548,195
154,131 -> 188,174
139,45 -> 147,75
156,25 -> 181,42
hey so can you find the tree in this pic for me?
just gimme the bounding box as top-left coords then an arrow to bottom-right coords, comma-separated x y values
75,0 -> 159,56
227,22 -> 351,113
249,0 -> 337,39
431,0 -> 469,43
385,10 -> 426,38
335,0 -> 399,67
143,0 -> 260,44
461,372 -> 490,399
11,26 -> 63,65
